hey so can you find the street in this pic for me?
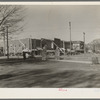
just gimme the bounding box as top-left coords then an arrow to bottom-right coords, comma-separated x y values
0,60 -> 100,88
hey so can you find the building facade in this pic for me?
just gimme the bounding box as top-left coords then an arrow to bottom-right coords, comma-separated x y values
3,37 -> 84,56
5,38 -> 31,55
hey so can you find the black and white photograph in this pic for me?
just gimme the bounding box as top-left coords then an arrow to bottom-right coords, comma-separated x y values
0,2 -> 100,89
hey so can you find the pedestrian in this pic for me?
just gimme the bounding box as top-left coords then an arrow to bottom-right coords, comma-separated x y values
42,45 -> 47,61
55,47 -> 60,60
23,51 -> 26,60
26,53 -> 29,58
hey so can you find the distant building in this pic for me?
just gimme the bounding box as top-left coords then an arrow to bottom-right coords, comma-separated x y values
31,39 -> 41,49
31,39 -> 42,56
72,41 -> 84,50
64,41 -> 72,50
7,38 -> 31,55
54,38 -> 61,49
41,38 -> 54,50
5,38 -> 54,56
2,37 -> 84,56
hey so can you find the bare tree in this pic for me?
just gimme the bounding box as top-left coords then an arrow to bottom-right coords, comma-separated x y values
0,5 -> 25,36
0,5 -> 25,57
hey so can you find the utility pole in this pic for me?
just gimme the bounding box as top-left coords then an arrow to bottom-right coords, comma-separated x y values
6,26 -> 9,59
29,35 -> 32,50
63,40 -> 65,49
1,26 -> 6,56
41,38 -> 44,48
83,32 -> 85,54
3,32 -> 5,56
63,40 -> 65,55
69,22 -> 71,55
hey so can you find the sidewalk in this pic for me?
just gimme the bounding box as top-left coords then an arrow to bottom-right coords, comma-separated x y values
0,56 -> 24,64
0,56 -> 42,64
0,56 -> 23,59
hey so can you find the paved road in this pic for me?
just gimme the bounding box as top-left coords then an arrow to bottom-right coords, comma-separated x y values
57,59 -> 91,64
0,60 -> 100,87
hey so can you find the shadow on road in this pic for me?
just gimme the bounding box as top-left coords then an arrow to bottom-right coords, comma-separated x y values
0,68 -> 100,88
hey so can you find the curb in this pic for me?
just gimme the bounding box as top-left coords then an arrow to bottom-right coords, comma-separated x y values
0,59 -> 43,64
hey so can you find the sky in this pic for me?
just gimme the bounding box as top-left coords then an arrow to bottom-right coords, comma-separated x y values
19,5 -> 100,43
